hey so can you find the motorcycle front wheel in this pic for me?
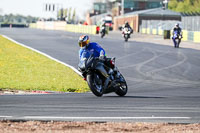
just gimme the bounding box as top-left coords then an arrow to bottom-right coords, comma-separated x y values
101,32 -> 105,38
87,73 -> 103,97
124,35 -> 128,42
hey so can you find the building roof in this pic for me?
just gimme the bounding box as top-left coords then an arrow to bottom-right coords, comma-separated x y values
116,8 -> 181,18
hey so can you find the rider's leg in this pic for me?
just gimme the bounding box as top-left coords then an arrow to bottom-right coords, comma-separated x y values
178,39 -> 181,48
172,37 -> 177,47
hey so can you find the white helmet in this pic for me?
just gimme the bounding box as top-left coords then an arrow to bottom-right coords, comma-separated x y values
175,23 -> 179,27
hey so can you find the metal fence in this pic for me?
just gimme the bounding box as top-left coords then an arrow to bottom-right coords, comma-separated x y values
139,15 -> 200,43
140,20 -> 180,31
139,15 -> 200,32
182,16 -> 200,31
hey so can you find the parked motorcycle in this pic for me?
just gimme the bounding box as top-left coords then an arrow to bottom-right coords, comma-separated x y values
122,27 -> 131,42
172,30 -> 182,48
78,52 -> 128,97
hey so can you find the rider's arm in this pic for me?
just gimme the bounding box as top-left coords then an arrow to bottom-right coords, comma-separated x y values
172,28 -> 175,36
93,43 -> 106,57
79,49 -> 90,61
180,28 -> 183,38
129,26 -> 133,33
79,49 -> 82,59
179,28 -> 182,35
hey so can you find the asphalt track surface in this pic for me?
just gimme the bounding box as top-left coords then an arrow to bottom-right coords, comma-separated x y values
0,28 -> 200,123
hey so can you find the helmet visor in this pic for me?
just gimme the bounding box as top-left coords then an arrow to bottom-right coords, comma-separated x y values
79,40 -> 89,47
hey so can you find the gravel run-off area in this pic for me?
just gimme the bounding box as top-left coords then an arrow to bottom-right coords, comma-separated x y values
0,121 -> 200,133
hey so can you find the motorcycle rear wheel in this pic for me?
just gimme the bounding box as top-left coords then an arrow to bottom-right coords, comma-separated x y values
115,74 -> 128,96
87,74 -> 103,97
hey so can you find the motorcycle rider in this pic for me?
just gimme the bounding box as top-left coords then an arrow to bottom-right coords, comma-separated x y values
122,21 -> 133,34
78,35 -> 119,88
79,35 -> 106,61
100,21 -> 107,37
172,23 -> 182,47
101,21 -> 106,30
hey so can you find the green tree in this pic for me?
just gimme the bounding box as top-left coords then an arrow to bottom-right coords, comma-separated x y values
176,1 -> 187,12
72,8 -> 76,23
58,8 -> 64,20
194,0 -> 200,12
0,14 -> 38,24
169,0 -> 200,13
68,7 -> 72,23
168,0 -> 178,10
64,8 -> 68,20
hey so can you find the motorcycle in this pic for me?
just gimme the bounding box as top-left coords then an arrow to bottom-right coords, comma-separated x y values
122,27 -> 131,42
172,30 -> 182,48
100,26 -> 106,38
78,52 -> 128,97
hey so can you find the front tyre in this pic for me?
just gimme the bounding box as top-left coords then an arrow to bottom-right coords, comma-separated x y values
124,35 -> 128,42
101,32 -> 105,38
87,74 -> 103,97
115,74 -> 128,96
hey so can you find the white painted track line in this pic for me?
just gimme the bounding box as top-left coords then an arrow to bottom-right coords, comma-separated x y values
0,116 -> 191,120
0,116 -> 12,118
23,116 -> 191,120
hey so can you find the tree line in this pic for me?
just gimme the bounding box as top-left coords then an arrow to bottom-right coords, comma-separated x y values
57,8 -> 76,24
168,0 -> 200,13
0,8 -> 77,24
0,14 -> 38,24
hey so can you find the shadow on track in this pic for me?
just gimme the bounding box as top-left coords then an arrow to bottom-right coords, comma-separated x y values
104,95 -> 165,99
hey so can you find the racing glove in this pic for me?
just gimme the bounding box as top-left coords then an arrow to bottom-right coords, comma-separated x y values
99,50 -> 105,61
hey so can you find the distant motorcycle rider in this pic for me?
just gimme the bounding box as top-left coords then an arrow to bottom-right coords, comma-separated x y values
172,23 -> 183,47
101,21 -> 106,29
122,21 -> 133,34
100,21 -> 107,38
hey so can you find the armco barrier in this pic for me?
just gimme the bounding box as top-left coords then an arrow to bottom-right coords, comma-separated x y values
182,30 -> 188,41
29,21 -> 97,35
65,24 -> 97,34
158,29 -> 163,35
29,23 -> 37,28
147,28 -> 150,34
54,21 -> 66,31
152,29 -> 157,35
194,32 -> 200,43
188,31 -> 194,42
142,28 -> 146,34
140,28 -> 200,43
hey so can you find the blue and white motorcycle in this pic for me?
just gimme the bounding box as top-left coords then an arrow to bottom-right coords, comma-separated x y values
172,31 -> 182,48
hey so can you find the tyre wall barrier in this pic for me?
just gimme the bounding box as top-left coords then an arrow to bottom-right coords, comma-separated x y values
65,24 -> 97,35
0,24 -> 28,28
140,28 -> 200,43
29,21 -> 97,35
29,23 -> 37,28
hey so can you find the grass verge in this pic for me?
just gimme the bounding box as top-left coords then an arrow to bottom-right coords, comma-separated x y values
0,35 -> 89,92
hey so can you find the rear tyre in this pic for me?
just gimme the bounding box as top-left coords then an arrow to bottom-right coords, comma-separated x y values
115,74 -> 128,96
87,74 -> 103,97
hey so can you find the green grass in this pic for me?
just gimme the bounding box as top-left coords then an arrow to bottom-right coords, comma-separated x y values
0,35 -> 89,92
